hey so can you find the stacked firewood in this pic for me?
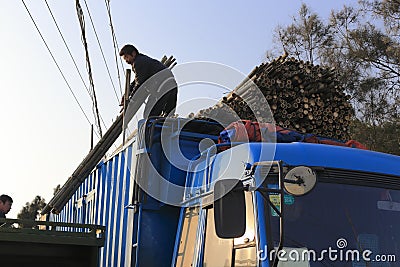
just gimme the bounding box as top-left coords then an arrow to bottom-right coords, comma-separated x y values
195,55 -> 353,140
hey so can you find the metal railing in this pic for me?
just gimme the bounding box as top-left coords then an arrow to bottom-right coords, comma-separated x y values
0,218 -> 105,247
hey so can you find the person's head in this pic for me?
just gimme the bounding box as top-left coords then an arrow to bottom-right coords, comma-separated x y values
0,194 -> 13,214
119,44 -> 139,65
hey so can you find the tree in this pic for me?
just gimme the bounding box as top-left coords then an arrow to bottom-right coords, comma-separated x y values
327,1 -> 399,154
267,4 -> 333,64
17,196 -> 47,221
266,1 -> 400,155
360,0 -> 400,36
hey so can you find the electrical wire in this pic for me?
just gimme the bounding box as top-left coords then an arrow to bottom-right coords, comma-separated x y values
44,0 -> 89,95
21,0 -> 100,139
104,0 -> 126,95
76,0 -> 103,137
103,0 -> 135,138
83,0 -> 121,103
44,0 -> 109,134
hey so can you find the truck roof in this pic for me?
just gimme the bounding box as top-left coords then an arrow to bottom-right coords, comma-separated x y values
185,142 -> 400,200
271,142 -> 399,177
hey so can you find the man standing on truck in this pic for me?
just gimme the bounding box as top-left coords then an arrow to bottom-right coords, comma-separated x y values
0,194 -> 13,218
119,44 -> 178,118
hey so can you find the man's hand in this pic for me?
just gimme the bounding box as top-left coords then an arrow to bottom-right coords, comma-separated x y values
120,83 -> 136,113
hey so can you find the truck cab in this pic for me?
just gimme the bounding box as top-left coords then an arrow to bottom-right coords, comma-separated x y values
173,142 -> 400,267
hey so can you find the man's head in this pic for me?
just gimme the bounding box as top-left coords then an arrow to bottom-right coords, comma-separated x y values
119,44 -> 139,65
0,194 -> 13,214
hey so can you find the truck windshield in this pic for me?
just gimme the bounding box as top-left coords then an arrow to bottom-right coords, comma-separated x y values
266,181 -> 400,266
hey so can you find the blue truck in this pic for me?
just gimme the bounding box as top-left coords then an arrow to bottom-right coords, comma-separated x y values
42,116 -> 400,266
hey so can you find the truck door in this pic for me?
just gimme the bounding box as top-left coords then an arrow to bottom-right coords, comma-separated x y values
175,206 -> 201,266
203,191 -> 257,267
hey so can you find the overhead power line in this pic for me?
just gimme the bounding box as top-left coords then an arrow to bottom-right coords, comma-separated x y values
21,0 -> 99,139
83,0 -> 121,103
44,0 -> 90,96
104,0 -> 125,96
44,0 -> 110,133
76,0 -> 103,138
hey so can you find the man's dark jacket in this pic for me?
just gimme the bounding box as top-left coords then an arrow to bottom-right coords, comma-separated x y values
131,54 -> 177,117
132,54 -> 167,90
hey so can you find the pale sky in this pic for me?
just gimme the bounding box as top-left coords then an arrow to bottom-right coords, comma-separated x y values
0,1 -> 354,218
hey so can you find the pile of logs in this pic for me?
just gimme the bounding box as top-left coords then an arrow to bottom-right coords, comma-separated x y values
194,54 -> 353,140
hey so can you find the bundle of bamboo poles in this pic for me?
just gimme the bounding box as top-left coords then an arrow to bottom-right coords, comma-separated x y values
161,55 -> 177,69
195,54 -> 353,140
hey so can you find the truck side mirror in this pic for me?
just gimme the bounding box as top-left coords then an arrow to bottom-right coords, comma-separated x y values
284,166 -> 317,196
214,179 -> 246,238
